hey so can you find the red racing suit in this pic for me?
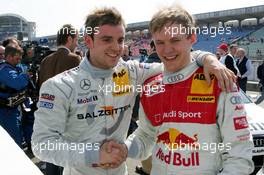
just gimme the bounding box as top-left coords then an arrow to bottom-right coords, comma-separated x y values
126,62 -> 254,175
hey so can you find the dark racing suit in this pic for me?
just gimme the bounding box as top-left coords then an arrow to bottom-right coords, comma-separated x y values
0,62 -> 29,146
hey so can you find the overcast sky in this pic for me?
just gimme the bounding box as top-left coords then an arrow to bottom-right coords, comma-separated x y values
1,0 -> 264,36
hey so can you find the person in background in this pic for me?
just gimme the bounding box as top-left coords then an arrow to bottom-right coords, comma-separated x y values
145,40 -> 161,63
139,48 -> 148,62
215,51 -> 221,60
38,24 -> 81,87
236,48 -> 252,92
2,37 -> 35,154
218,43 -> 240,76
2,37 -> 21,48
122,45 -> 131,61
0,45 -> 5,63
229,44 -> 238,59
255,61 -> 264,104
0,44 -> 29,147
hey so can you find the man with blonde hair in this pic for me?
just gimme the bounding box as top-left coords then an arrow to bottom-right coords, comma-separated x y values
125,5 -> 254,175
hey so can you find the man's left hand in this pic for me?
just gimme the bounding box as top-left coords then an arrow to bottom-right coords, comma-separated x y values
203,55 -> 237,92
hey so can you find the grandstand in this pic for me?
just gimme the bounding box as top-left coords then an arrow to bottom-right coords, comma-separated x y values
126,5 -> 264,57
34,5 -> 264,60
0,13 -> 36,42
124,5 -> 264,81
237,27 -> 264,59
193,26 -> 258,54
31,5 -> 264,81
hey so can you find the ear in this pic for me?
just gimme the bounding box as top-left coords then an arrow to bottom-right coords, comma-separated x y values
84,34 -> 93,49
190,33 -> 197,44
67,36 -> 73,44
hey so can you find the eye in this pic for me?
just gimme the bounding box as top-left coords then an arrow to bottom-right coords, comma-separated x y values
155,41 -> 164,45
102,38 -> 111,42
171,38 -> 180,43
118,38 -> 124,44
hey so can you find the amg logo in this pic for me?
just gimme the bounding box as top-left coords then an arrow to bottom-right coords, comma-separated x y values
187,96 -> 215,103
113,69 -> 126,78
193,73 -> 214,81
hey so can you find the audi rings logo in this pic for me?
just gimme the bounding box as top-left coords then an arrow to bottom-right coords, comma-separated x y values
80,79 -> 91,90
167,74 -> 184,83
230,96 -> 242,104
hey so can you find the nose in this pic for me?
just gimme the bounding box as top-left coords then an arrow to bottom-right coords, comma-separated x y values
163,44 -> 174,55
110,40 -> 121,52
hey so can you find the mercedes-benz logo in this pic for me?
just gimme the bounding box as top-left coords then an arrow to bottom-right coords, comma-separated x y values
167,74 -> 184,83
80,79 -> 91,90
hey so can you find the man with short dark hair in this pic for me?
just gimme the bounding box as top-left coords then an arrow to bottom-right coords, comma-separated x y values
2,37 -> 21,48
145,41 -> 160,63
38,24 -> 81,87
0,44 -> 29,146
56,24 -> 79,51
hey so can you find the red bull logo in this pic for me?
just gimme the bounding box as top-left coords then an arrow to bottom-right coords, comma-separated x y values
156,128 -> 200,166
157,128 -> 199,150
155,148 -> 200,167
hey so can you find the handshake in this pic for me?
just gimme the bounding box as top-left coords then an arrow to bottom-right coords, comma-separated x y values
96,140 -> 128,169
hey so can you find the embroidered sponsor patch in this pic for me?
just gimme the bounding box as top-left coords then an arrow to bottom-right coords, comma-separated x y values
40,93 -> 55,101
166,74 -> 184,83
77,96 -> 98,104
190,73 -> 214,94
237,133 -> 250,141
76,104 -> 131,119
80,79 -> 91,90
39,101 -> 54,109
234,104 -> 244,111
187,96 -> 215,103
233,116 -> 249,130
230,95 -> 242,105
112,68 -> 131,96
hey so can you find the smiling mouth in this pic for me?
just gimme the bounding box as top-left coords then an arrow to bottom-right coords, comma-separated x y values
163,55 -> 178,61
106,53 -> 119,59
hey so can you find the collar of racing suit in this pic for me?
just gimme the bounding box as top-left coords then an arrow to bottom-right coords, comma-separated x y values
79,55 -> 114,79
163,61 -> 199,84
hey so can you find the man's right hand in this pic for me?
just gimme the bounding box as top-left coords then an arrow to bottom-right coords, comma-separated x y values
98,140 -> 128,169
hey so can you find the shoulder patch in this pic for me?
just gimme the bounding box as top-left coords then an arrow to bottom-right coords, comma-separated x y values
191,73 -> 215,94
112,66 -> 131,96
